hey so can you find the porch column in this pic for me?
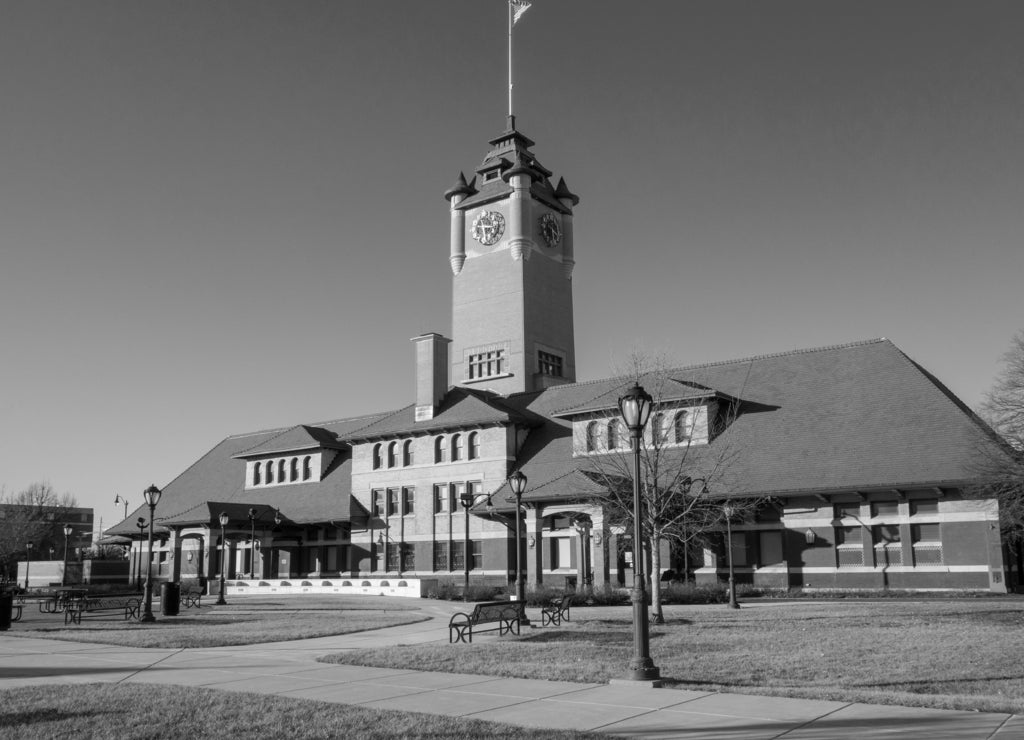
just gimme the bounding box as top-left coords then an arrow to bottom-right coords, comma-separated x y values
204,531 -> 217,582
169,529 -> 182,582
525,507 -> 543,588
591,514 -> 609,589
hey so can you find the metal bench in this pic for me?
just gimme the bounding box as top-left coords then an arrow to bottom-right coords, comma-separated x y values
449,601 -> 522,643
65,594 -> 142,625
181,586 -> 203,609
541,593 -> 573,626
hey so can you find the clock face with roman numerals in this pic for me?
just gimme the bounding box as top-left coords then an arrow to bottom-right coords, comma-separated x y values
539,213 -> 562,248
471,210 -> 505,246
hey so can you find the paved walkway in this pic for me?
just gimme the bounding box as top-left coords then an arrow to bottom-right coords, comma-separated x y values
1,602 -> 1022,739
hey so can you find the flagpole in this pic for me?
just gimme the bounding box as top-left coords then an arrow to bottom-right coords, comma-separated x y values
508,0 -> 514,120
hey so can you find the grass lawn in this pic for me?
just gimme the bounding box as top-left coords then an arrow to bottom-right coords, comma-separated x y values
0,684 -> 603,740
5,595 -> 429,648
321,599 -> 1024,715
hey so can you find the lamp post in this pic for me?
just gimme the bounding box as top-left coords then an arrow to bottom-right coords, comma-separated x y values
506,471 -> 529,623
135,517 -> 147,590
24,542 -> 32,591
139,484 -> 162,623
460,489 -> 493,600
248,508 -> 258,579
216,511 -> 229,606
62,524 -> 73,587
722,502 -> 740,609
618,382 -> 660,682
114,494 -> 129,520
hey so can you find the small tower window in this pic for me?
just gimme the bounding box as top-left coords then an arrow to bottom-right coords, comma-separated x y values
290,458 -> 298,482
302,456 -> 312,481
468,432 -> 480,460
387,441 -> 398,468
434,436 -> 447,463
372,443 -> 383,470
253,462 -> 262,486
586,421 -> 600,452
278,459 -> 286,482
266,462 -> 274,484
451,434 -> 464,461
538,350 -> 563,377
403,439 -> 414,466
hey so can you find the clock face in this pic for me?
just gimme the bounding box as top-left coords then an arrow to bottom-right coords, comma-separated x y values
471,210 -> 505,246
539,213 -> 562,248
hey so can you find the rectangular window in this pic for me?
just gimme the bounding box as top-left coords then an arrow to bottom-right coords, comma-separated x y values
387,488 -> 399,517
538,350 -> 563,377
372,490 -> 384,518
434,484 -> 450,514
728,532 -> 748,567
468,349 -> 505,380
402,543 -> 415,571
452,541 -> 466,570
471,540 -> 482,570
386,543 -> 400,571
836,526 -> 863,567
552,537 -> 571,569
873,524 -> 902,566
402,487 -> 415,516
910,499 -> 939,516
758,531 -> 784,566
433,541 -> 448,570
871,501 -> 899,518
912,522 -> 943,565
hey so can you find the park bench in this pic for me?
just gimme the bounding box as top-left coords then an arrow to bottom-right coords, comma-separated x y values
11,598 -> 23,622
65,594 -> 142,625
36,588 -> 87,614
541,593 -> 573,626
181,585 -> 203,609
449,601 -> 522,643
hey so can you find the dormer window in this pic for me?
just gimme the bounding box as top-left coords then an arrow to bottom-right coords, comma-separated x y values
253,462 -> 262,486
302,456 -> 312,481
290,458 -> 298,482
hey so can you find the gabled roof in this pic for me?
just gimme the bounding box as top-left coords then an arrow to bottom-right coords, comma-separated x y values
340,386 -> 544,442
233,424 -> 345,458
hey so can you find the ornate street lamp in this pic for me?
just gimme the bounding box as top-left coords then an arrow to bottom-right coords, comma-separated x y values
62,524 -> 73,587
216,511 -> 229,606
24,542 -> 33,591
114,494 -> 129,520
459,489 -> 493,600
248,508 -> 258,579
139,484 -> 162,623
617,382 -> 660,682
722,502 -> 740,609
506,470 -> 529,623
135,517 -> 147,590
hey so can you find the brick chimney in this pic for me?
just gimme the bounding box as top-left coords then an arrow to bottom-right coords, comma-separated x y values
411,333 -> 451,421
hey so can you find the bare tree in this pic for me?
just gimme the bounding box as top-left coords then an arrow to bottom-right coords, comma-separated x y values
0,482 -> 78,581
580,354 -> 761,622
970,331 -> 1024,575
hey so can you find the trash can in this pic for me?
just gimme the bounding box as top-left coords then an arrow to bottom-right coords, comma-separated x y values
0,592 -> 13,631
160,582 -> 180,616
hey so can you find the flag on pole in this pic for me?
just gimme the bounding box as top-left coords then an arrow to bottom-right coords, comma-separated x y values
511,0 -> 531,25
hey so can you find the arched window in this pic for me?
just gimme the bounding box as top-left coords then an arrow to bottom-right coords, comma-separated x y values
387,441 -> 398,468
253,462 -> 262,486
302,456 -> 312,481
372,443 -> 383,470
278,459 -> 286,482
403,439 -> 413,466
673,411 -> 690,444
468,432 -> 480,460
266,462 -> 274,484
451,434 -> 463,461
434,436 -> 447,463
608,420 -> 623,450
652,412 -> 667,445
585,421 -> 600,452
290,458 -> 298,482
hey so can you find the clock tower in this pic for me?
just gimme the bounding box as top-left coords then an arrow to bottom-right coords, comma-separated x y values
444,116 -> 579,396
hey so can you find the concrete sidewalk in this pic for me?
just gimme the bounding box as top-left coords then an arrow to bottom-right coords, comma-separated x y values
1,605 -> 1022,739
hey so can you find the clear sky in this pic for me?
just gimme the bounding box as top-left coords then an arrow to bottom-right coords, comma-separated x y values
1,1 -> 1021,533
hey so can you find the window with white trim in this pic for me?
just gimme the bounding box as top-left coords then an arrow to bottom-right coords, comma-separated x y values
468,349 -> 505,380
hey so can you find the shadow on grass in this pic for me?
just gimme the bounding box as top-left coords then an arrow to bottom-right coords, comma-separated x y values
0,710 -> 107,728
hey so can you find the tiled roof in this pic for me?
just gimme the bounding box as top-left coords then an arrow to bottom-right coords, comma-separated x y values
233,424 -> 345,458
340,387 -> 543,442
105,413 -> 388,534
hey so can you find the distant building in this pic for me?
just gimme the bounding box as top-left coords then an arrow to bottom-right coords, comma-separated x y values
108,119 -> 1011,594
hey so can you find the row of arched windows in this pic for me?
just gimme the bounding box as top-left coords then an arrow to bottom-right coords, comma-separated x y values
371,432 -> 482,470
584,410 -> 691,453
253,456 -> 313,486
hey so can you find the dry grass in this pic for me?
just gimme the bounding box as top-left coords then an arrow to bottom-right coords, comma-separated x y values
321,599 -> 1024,715
6,595 -> 428,648
0,684 -> 603,740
